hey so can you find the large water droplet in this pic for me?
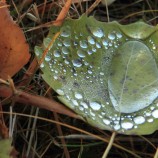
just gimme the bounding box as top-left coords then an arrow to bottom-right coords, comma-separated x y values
89,102 -> 101,110
133,116 -> 145,124
72,59 -> 82,67
92,27 -> 104,38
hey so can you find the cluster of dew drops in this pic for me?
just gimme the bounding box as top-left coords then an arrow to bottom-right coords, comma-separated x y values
35,23 -> 158,133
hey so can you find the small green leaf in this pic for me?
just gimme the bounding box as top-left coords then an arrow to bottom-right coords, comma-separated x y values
35,15 -> 158,135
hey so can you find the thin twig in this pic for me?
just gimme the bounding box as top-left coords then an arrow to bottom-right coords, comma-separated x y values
102,132 -> 116,158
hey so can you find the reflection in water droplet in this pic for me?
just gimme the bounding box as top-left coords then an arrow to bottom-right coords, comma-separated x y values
80,40 -> 88,48
54,50 -> 61,57
56,89 -> 65,95
72,59 -> 82,67
133,116 -> 145,124
152,109 -> 158,118
92,27 -> 104,38
75,92 -> 83,99
89,102 -> 101,110
88,36 -> 95,45
77,50 -> 86,58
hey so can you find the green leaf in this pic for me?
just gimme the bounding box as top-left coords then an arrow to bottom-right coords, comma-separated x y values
35,15 -> 158,135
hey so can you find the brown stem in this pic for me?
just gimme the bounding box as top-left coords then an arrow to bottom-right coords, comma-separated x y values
0,85 -> 81,119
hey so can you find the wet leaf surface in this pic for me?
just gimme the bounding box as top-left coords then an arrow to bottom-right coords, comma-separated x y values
35,15 -> 158,135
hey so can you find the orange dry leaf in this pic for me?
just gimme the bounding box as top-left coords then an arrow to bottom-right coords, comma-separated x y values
0,1 -> 30,80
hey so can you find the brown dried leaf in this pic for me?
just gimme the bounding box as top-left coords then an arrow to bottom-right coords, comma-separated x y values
0,2 -> 30,80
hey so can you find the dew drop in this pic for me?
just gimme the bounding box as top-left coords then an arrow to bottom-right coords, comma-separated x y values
121,121 -> 133,130
45,55 -> 51,61
63,39 -> 71,47
79,106 -> 84,111
92,27 -> 104,38
54,50 -> 61,57
62,47 -> 69,54
60,28 -> 71,37
152,109 -> 158,118
133,116 -> 145,124
89,102 -> 101,110
72,99 -> 79,106
40,62 -> 44,68
108,33 -> 115,40
87,50 -> 93,55
116,32 -> 123,39
113,124 -> 120,130
103,119 -> 110,125
72,59 -> 82,67
147,118 -> 153,122
90,110 -> 96,117
56,89 -> 65,95
87,36 -> 95,45
44,38 -> 52,48
75,92 -> 83,99
77,50 -> 86,58
35,47 -> 42,56
96,43 -> 101,48
102,39 -> 109,46
80,40 -> 88,49
64,59 -> 70,64
80,101 -> 88,109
